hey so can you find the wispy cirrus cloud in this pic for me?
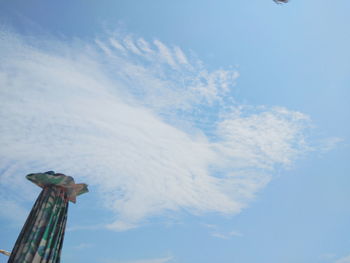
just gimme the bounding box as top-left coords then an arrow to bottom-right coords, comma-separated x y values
73,243 -> 94,250
336,255 -> 350,263
0,28 -> 309,230
106,256 -> 173,263
202,223 -> 242,239
211,231 -> 242,239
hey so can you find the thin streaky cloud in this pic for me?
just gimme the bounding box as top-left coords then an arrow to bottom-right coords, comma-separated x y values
137,38 -> 153,54
124,36 -> 142,55
153,39 -> 177,68
104,256 -> 173,263
336,255 -> 350,263
319,137 -> 344,153
73,243 -> 94,250
109,38 -> 126,52
211,231 -> 243,239
66,224 -> 106,232
173,46 -> 189,65
95,39 -> 113,57
202,223 -> 242,239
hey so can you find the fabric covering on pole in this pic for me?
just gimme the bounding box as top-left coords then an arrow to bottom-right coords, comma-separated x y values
8,171 -> 88,263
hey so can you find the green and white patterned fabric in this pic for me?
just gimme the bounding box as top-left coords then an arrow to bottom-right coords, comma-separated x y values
8,171 -> 88,263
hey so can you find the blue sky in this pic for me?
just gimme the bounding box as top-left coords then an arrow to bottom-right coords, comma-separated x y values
0,1 -> 349,263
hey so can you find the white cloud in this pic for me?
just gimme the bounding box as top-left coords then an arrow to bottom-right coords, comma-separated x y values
202,223 -> 242,239
73,243 -> 94,250
137,38 -> 153,54
66,224 -> 105,232
96,39 -> 113,57
124,36 -> 142,55
153,39 -> 177,68
319,253 -> 336,260
336,255 -> 350,263
319,137 -> 344,153
109,38 -> 126,52
107,256 -> 173,263
216,107 -> 310,170
173,46 -> 189,65
0,29 -> 310,230
211,231 -> 242,239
